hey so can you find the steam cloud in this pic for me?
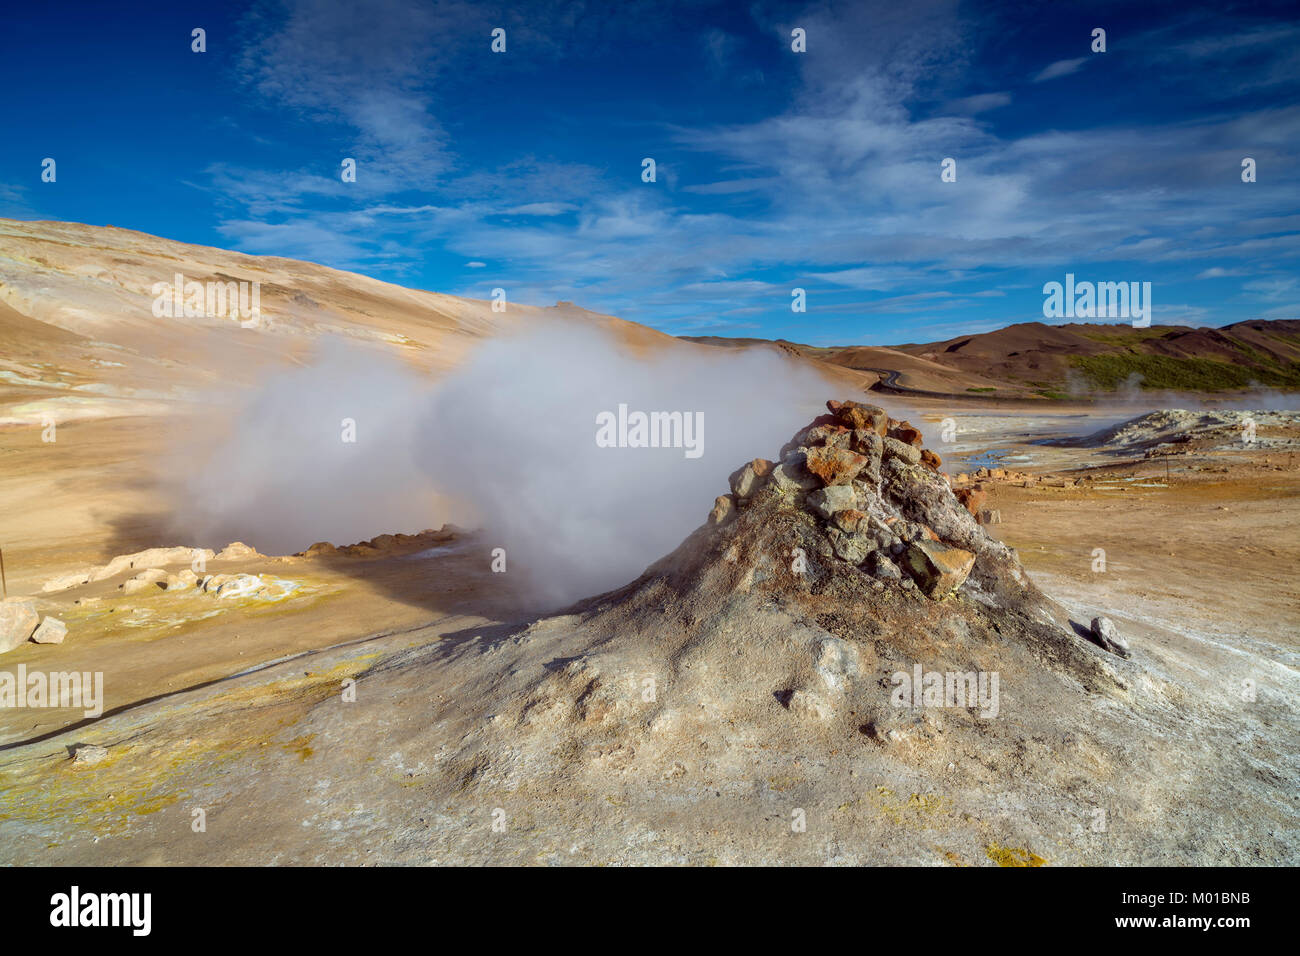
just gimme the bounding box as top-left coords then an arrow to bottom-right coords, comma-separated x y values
169,323 -> 844,606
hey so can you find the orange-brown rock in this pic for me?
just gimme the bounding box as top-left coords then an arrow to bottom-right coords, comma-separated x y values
805,424 -> 851,447
826,400 -> 888,435
803,446 -> 869,486
920,448 -> 942,471
955,486 -> 988,519
830,508 -> 869,533
900,539 -> 976,599
729,458 -> 775,499
889,421 -> 924,447
708,494 -> 737,526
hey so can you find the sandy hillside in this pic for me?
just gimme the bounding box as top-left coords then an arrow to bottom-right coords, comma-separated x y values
0,218 -> 689,425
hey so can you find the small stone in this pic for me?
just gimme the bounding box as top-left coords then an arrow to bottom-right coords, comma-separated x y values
728,458 -> 774,499
805,424 -> 851,448
215,573 -> 264,599
867,552 -> 903,581
849,430 -> 884,485
0,599 -> 40,654
813,637 -> 860,694
920,448 -> 942,471
41,570 -> 93,593
807,484 -> 858,520
827,400 -> 888,435
70,744 -> 109,766
804,446 -> 869,486
827,528 -> 875,564
121,568 -> 169,595
163,569 -> 199,591
1090,616 -> 1131,658
882,437 -> 922,465
831,509 -> 870,534
900,539 -> 976,599
888,421 -> 925,447
955,485 -> 988,518
778,416 -> 840,459
708,494 -> 737,526
770,453 -> 820,493
216,542 -> 260,561
31,616 -> 68,644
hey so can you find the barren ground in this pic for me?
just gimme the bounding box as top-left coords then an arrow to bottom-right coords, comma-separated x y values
1,396 -> 1294,865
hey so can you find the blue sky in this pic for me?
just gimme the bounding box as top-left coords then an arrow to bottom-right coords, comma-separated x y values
3,0 -> 1298,345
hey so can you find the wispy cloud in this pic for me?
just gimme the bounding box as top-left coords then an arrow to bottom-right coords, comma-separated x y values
1032,57 -> 1088,83
186,0 -> 1300,338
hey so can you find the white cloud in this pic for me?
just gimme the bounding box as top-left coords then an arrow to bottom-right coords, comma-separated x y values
503,202 -> 577,217
196,0 -> 1300,334
942,92 -> 1012,115
1032,58 -> 1088,83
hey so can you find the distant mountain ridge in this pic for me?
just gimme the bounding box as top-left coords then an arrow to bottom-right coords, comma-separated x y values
685,318 -> 1300,398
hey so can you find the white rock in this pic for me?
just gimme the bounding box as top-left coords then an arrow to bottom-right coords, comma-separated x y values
70,743 -> 109,765
121,568 -> 169,595
31,616 -> 68,644
92,546 -> 215,582
164,569 -> 199,591
0,599 -> 40,653
217,542 -> 260,561
215,573 -> 264,599
41,570 -> 93,593
814,637 -> 859,695
807,485 -> 858,520
1090,616 -> 1131,658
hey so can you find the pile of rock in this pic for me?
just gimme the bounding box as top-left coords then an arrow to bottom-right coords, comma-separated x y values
41,542 -> 262,594
953,466 -> 1030,483
117,568 -> 291,600
708,400 -> 979,600
296,527 -> 458,559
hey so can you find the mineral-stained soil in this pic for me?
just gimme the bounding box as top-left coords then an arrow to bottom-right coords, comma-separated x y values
1,400 -> 1294,865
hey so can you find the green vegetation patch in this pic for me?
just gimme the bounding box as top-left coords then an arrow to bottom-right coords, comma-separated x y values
1071,353 -> 1300,391
1074,327 -> 1173,347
